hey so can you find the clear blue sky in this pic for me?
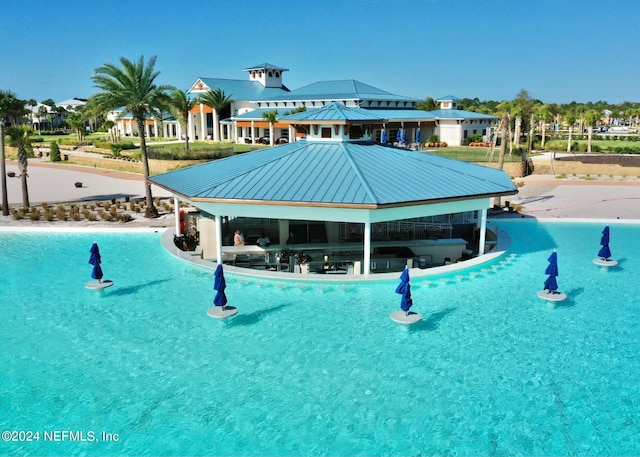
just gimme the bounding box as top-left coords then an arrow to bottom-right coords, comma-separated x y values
1,0 -> 638,105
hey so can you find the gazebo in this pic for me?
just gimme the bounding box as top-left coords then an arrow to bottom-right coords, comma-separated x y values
149,103 -> 517,275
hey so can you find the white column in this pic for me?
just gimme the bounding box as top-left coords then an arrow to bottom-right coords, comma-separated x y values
251,121 -> 256,144
278,219 -> 290,245
478,208 -> 487,255
200,104 -> 206,140
188,114 -> 194,141
215,214 -> 223,265
153,121 -> 158,138
363,222 -> 371,275
174,197 -> 180,235
177,122 -> 183,140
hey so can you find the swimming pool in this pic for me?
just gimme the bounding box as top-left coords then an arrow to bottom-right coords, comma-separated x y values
1,220 -> 639,456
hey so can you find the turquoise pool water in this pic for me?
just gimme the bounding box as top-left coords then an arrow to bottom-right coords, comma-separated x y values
1,221 -> 639,456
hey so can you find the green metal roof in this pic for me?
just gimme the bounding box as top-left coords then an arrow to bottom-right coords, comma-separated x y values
426,109 -> 498,120
242,62 -> 289,71
150,141 -> 516,207
262,79 -> 418,103
280,102 -> 387,122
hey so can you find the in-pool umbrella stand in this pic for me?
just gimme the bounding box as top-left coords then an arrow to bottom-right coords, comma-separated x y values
593,225 -> 618,267
207,264 -> 238,319
85,242 -> 114,290
390,267 -> 421,324
537,250 -> 567,302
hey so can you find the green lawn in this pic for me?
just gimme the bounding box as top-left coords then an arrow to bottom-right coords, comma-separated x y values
425,146 -> 525,163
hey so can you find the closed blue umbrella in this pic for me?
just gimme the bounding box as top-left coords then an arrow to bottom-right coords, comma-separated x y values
400,128 -> 406,144
415,129 -> 421,144
396,128 -> 402,143
381,129 -> 387,144
395,268 -> 413,314
89,242 -> 103,282
598,226 -> 612,260
213,264 -> 227,309
543,250 -> 559,293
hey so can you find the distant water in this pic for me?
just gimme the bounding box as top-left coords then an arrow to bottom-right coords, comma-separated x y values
1,221 -> 638,456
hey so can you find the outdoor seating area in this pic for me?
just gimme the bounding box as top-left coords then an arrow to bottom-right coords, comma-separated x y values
217,236 -> 472,275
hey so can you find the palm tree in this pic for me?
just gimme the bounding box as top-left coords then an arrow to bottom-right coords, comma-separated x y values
415,97 -> 438,111
66,111 -> 86,142
563,109 -> 578,153
0,90 -> 26,215
262,109 -> 278,146
583,110 -> 600,153
169,89 -> 197,152
26,99 -> 37,129
198,88 -> 233,142
488,101 -> 510,166
511,89 -> 534,148
6,126 -> 32,208
536,104 -> 551,150
102,120 -> 117,143
36,105 -> 48,133
88,55 -> 174,218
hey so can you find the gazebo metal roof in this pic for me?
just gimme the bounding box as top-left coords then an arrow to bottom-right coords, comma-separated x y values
149,141 -> 516,208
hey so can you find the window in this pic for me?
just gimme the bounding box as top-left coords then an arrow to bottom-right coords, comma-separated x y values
321,128 -> 332,138
349,126 -> 363,139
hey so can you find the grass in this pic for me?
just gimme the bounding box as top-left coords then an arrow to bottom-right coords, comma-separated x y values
425,146 -> 525,163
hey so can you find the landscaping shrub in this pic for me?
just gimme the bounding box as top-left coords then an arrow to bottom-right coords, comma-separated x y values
466,133 -> 483,145
49,141 -> 62,162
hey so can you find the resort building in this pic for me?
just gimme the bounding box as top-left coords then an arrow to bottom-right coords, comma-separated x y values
150,102 -> 517,277
110,62 -> 497,147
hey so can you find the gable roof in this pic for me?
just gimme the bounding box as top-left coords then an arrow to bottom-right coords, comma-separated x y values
262,79 -> 418,103
188,78 -> 290,101
242,63 -> 289,71
280,102 -> 387,122
150,141 -> 516,207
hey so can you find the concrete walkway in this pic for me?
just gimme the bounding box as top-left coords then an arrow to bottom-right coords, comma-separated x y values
3,158 -> 172,206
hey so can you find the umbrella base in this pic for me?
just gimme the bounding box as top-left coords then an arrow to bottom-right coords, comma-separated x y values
85,280 -> 114,290
536,290 -> 567,302
207,306 -> 238,319
390,310 -> 421,324
593,258 -> 618,267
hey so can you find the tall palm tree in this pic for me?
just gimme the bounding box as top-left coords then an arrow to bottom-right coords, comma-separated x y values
262,109 -> 278,146
489,101 -> 510,166
583,110 -> 600,153
563,109 -> 578,153
26,99 -> 37,129
536,104 -> 551,150
511,89 -> 534,148
6,126 -> 32,208
169,89 -> 197,152
198,88 -> 233,142
36,105 -> 48,133
0,90 -> 26,215
88,55 -> 174,218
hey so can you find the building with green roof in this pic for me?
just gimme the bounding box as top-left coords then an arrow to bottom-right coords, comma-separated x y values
150,102 -> 516,277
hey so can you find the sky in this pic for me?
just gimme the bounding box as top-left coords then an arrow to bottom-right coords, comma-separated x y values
1,0 -> 639,105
